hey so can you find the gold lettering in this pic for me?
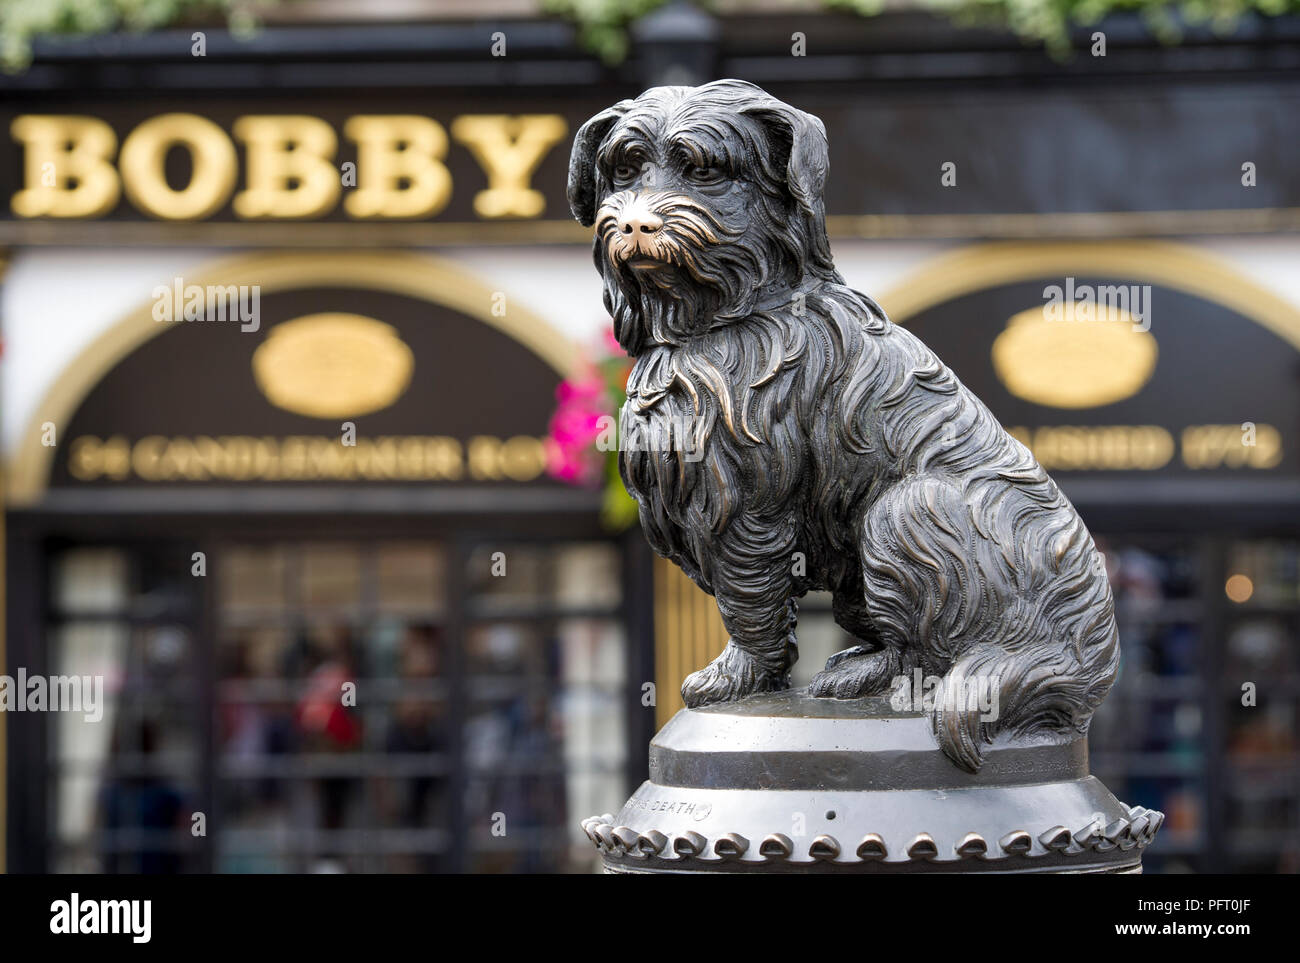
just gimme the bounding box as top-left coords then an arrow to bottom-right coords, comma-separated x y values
132,436 -> 167,480
165,436 -> 203,480
194,436 -> 227,478
1253,424 -> 1284,468
450,114 -> 567,218
1182,425 -> 1218,469
68,436 -> 102,480
11,115 -> 120,218
119,113 -> 237,220
396,437 -> 424,479
343,115 -> 452,219
232,115 -> 339,218
281,436 -> 309,478
1029,426 -> 1174,471
428,437 -> 464,480
500,435 -> 546,481
310,438 -> 355,479
355,439 -> 399,479
67,435 -> 549,482
1181,424 -> 1283,470
223,436 -> 257,480
102,436 -> 131,480
468,436 -> 504,479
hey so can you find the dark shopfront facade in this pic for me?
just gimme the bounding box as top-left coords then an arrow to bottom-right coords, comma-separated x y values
3,9 -> 1300,873
2,250 -> 658,873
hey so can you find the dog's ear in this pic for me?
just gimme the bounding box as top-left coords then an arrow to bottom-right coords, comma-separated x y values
740,100 -> 829,225
740,98 -> 834,271
568,101 -> 632,227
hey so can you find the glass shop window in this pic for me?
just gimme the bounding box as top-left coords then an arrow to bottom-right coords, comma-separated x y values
1222,541 -> 1300,874
215,538 -> 628,874
1088,538 -> 1206,873
461,542 -> 627,873
49,546 -> 200,873
216,542 -> 452,873
45,535 -> 631,874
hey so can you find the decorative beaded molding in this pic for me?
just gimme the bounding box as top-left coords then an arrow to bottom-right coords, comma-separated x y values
582,804 -> 1164,866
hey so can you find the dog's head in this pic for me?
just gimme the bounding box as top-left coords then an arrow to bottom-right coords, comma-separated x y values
568,80 -> 838,354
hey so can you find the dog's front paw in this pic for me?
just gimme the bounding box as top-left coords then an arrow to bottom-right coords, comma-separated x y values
682,641 -> 789,708
809,647 -> 900,699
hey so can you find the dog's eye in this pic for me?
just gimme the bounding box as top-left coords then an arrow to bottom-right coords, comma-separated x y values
612,164 -> 638,184
685,165 -> 724,186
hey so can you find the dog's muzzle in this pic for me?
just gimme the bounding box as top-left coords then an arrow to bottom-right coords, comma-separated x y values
612,194 -> 664,260
595,191 -> 730,271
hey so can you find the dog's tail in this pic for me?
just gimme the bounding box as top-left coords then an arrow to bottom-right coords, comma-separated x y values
929,546 -> 1120,773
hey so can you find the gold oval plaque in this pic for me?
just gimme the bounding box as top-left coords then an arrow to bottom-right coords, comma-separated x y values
252,313 -> 415,418
991,305 -> 1158,409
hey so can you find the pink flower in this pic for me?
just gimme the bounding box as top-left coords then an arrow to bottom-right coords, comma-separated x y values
546,372 -> 612,486
555,374 -> 605,406
545,323 -> 632,490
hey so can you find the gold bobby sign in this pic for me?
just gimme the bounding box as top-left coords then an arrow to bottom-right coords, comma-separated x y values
10,112 -> 568,220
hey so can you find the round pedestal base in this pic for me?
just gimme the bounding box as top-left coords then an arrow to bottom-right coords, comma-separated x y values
584,690 -> 1162,874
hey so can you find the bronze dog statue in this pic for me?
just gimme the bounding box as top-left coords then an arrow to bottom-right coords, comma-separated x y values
568,79 -> 1119,772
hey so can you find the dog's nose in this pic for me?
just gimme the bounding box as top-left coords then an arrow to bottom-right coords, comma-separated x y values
619,211 -> 663,236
